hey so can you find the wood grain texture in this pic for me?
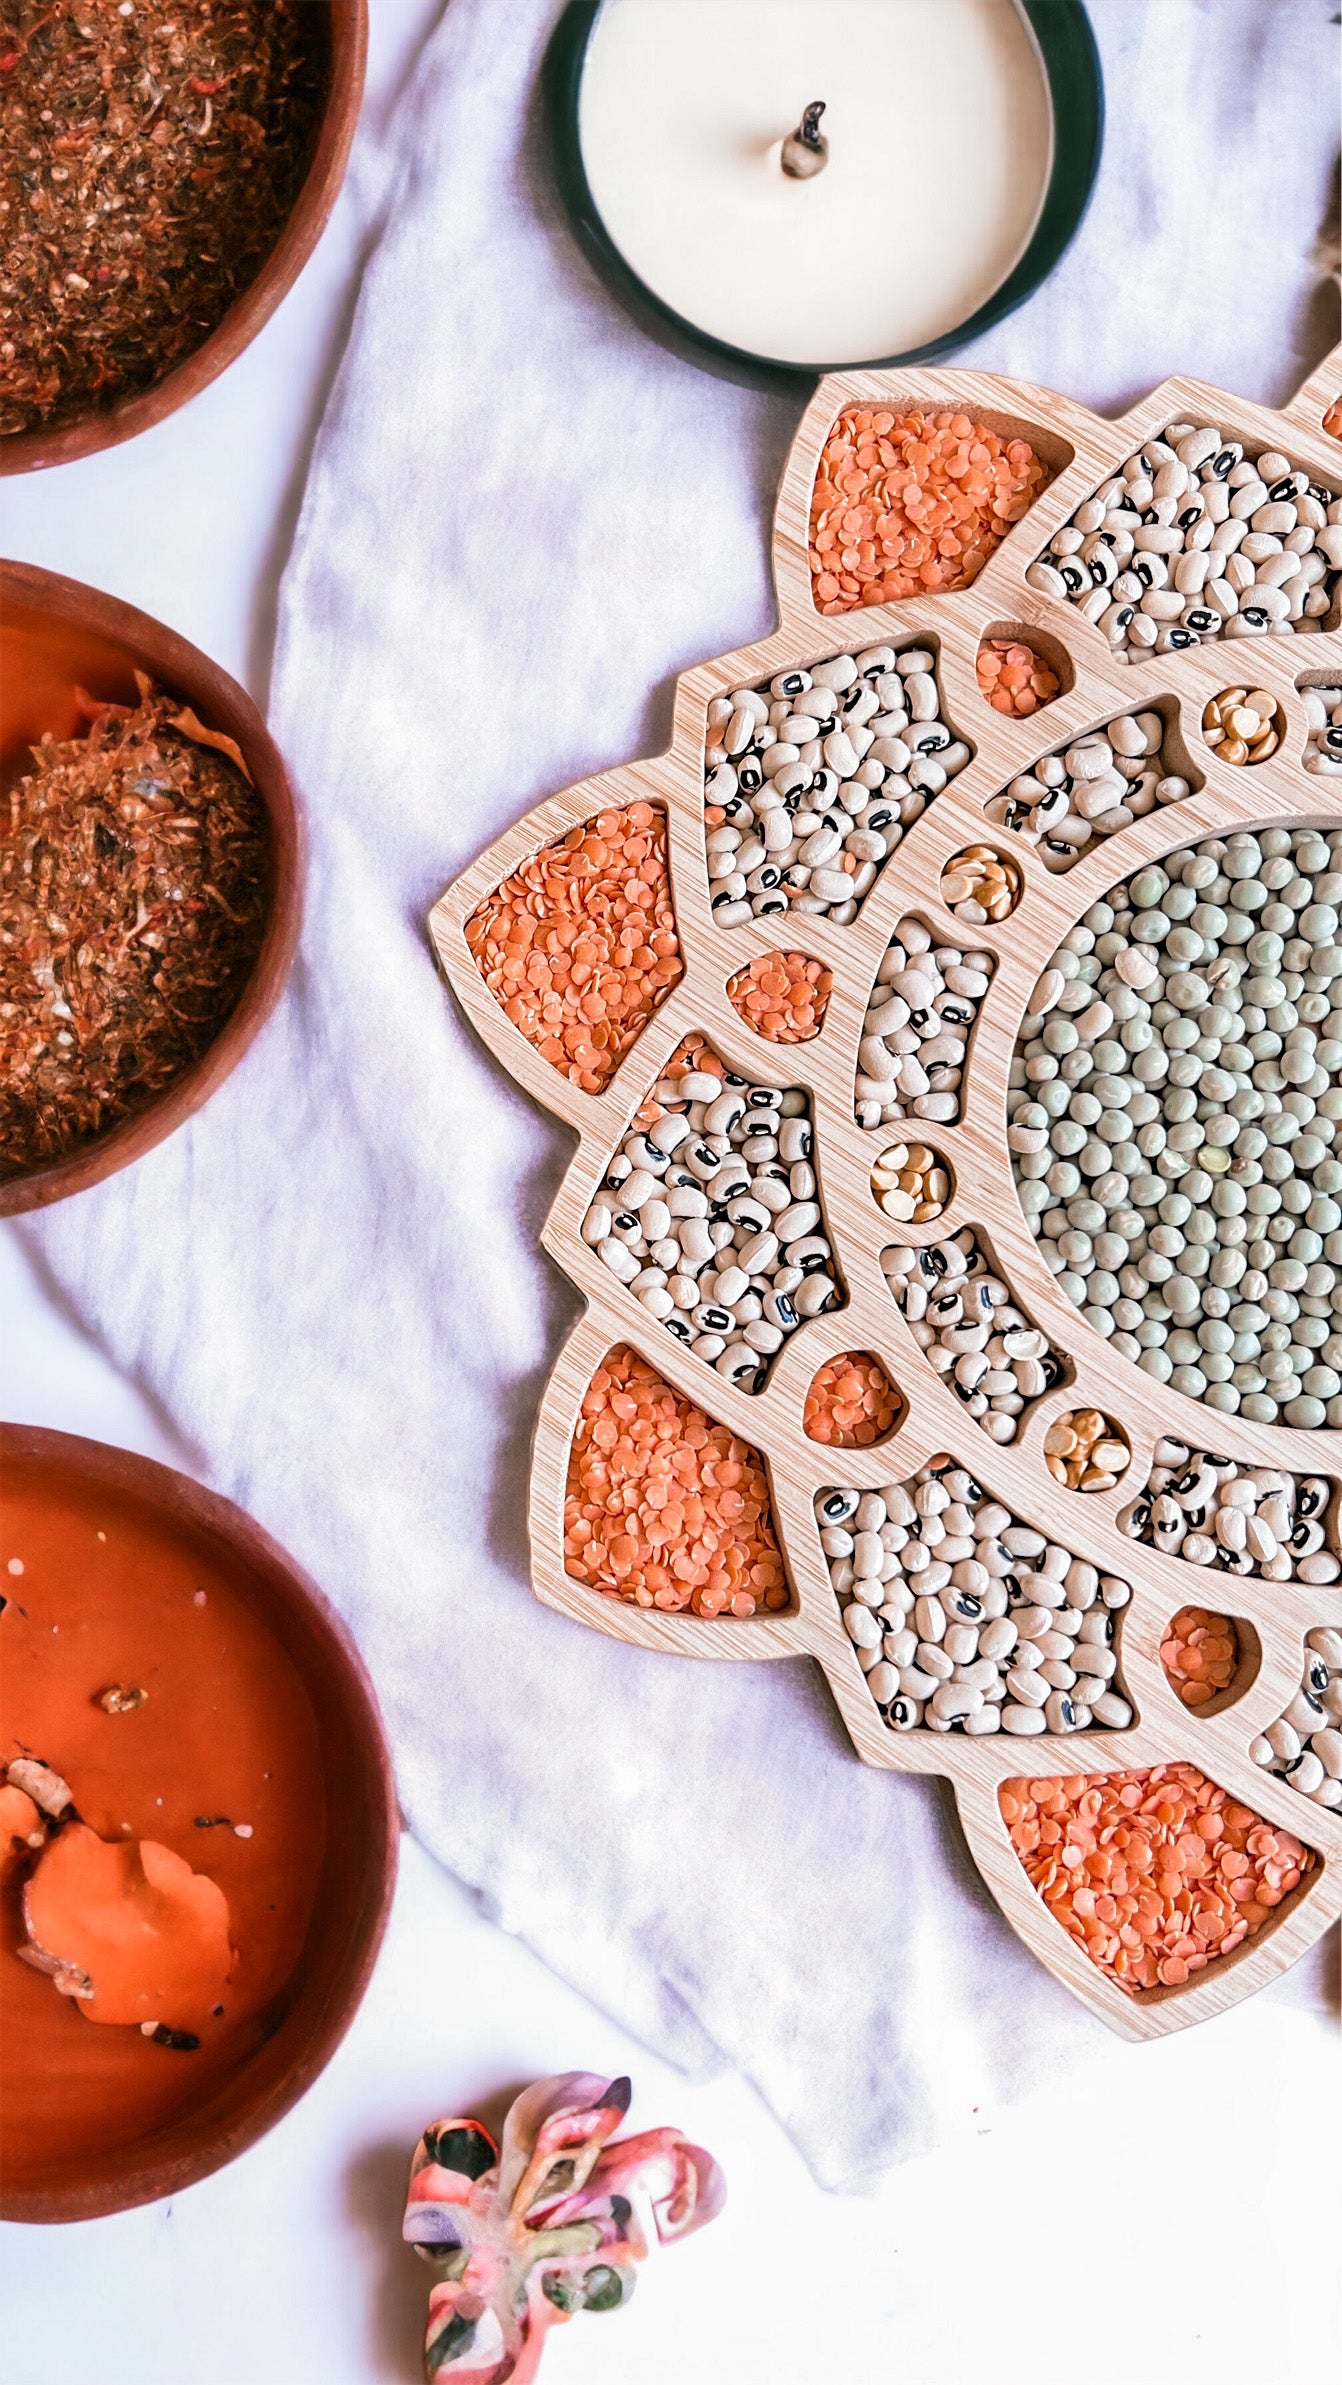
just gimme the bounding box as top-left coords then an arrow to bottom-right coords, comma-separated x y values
431,347 -> 1342,2039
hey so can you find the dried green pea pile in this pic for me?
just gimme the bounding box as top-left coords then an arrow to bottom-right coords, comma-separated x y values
1010,828 -> 1342,1426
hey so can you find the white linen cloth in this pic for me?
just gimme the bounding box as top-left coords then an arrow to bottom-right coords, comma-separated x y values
26,0 -> 1339,2188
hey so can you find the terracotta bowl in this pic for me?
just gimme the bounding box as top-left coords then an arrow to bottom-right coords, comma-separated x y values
0,1423 -> 399,2224
1,1 -> 368,475
0,560 -> 302,1216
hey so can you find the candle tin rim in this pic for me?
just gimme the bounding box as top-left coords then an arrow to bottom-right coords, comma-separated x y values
0,1422 -> 400,2225
544,0 -> 1104,392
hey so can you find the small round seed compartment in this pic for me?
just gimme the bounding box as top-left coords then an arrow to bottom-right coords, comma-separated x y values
1009,821 -> 1342,1430
581,1033 -> 844,1393
724,950 -> 833,1043
1118,1442 -> 1339,1583
1160,1604 -> 1261,1718
701,640 -> 970,933
817,1457 -> 1133,1739
984,694 -> 1200,871
869,1136 -> 954,1226
975,622 -> 1073,717
881,1228 -> 1068,1445
1026,417 -> 1341,660
1252,1626 -> 1342,1812
803,1352 -> 906,1449
854,917 -> 995,1130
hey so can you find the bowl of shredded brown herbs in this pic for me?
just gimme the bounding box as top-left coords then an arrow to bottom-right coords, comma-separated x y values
0,0 -> 367,472
0,561 -> 301,1213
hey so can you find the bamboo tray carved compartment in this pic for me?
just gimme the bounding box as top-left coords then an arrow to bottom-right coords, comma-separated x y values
432,348 -> 1342,2038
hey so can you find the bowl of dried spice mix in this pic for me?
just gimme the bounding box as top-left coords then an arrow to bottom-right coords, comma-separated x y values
0,1 -> 367,472
0,561 -> 301,1213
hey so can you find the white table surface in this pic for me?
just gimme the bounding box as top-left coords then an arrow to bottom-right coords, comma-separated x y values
2,9 -> 1338,2378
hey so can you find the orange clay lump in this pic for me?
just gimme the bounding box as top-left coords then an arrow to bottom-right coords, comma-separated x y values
564,1344 -> 788,1617
1160,1607 -> 1241,1709
1001,1764 -> 1315,1994
975,638 -> 1060,717
810,407 -> 1049,615
465,803 -> 682,1093
803,1353 -> 903,1448
4,1757 -> 232,2038
726,951 -> 832,1043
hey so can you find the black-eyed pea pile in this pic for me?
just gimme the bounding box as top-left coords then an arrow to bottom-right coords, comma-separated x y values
1251,1627 -> 1342,1811
583,1037 -> 840,1391
816,1461 -> 1132,1736
881,1229 -> 1064,1443
1027,423 -> 1341,659
1009,828 -> 1342,1426
702,645 -> 969,930
854,920 -> 994,1128
1119,1441 -> 1338,1582
985,707 -> 1192,870
1302,682 -> 1342,774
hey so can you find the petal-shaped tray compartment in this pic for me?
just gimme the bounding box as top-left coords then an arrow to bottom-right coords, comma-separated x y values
1028,413 -> 1342,661
855,918 -> 995,1129
1119,1440 -> 1339,1581
464,800 -> 682,1092
1252,1625 -> 1342,1814
1000,1762 -> 1320,1995
702,638 -> 970,932
882,1227 -> 1067,1444
817,1455 -> 1133,1739
984,692 -> 1201,870
582,1033 -> 844,1393
431,345 -> 1342,2039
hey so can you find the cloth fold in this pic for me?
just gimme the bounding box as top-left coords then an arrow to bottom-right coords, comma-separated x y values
26,0 -> 1339,2188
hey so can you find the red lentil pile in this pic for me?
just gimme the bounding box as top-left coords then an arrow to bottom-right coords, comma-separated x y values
809,407 -> 1050,616
0,0 -> 327,439
802,1353 -> 903,1448
465,803 -> 682,1094
724,950 -> 832,1043
975,637 -> 1060,718
0,681 -> 269,1175
1001,1764 -> 1314,1993
1159,1608 -> 1240,1709
1323,398 -> 1342,440
563,1344 -> 789,1618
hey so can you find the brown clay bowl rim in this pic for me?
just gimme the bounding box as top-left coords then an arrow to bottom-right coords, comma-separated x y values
0,0 -> 369,476
0,558 -> 303,1218
0,1421 -> 400,2224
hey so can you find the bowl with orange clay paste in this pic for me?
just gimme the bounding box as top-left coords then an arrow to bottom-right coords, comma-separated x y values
0,1424 -> 396,2223
430,345 -> 1342,2041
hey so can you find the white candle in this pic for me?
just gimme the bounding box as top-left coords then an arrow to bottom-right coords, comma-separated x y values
576,0 -> 1055,366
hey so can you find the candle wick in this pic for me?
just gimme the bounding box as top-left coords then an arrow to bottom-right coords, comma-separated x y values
781,100 -> 828,180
